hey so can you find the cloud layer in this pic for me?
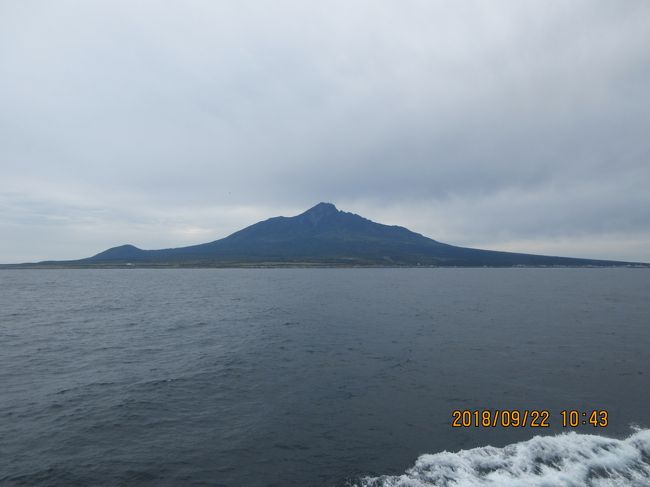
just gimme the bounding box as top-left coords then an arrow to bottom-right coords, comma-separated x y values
1,1 -> 649,262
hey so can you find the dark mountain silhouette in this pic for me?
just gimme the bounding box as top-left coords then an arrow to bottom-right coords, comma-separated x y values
31,202 -> 641,267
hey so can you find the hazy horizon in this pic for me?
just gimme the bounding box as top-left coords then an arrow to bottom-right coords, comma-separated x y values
2,1 -> 649,263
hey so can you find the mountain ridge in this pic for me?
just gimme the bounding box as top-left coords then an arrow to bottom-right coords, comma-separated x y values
11,203 -> 647,267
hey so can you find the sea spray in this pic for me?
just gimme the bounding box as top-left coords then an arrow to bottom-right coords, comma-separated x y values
358,428 -> 650,487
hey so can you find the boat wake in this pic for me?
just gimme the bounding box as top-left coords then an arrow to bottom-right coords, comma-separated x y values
357,428 -> 650,487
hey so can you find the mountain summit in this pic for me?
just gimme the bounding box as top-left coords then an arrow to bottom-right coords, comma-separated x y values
300,202 -> 339,224
34,203 -> 639,267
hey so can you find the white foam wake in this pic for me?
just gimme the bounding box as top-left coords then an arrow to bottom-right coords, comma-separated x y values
359,428 -> 650,487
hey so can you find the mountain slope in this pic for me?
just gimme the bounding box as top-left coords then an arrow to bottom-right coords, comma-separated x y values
47,202 -> 637,267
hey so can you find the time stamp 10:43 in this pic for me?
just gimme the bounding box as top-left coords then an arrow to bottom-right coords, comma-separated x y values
451,410 -> 608,428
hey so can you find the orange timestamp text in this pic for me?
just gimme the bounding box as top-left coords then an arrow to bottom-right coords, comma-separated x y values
451,409 -> 608,428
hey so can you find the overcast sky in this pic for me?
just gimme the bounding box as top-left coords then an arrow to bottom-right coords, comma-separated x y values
1,0 -> 649,263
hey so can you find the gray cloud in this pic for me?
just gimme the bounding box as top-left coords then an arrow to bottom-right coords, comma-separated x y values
1,0 -> 649,262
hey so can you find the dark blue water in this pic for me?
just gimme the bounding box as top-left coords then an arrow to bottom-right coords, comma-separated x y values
1,269 -> 649,486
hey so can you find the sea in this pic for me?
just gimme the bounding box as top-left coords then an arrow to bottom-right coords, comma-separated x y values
1,268 -> 649,486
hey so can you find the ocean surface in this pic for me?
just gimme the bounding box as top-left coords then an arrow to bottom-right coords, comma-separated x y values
1,268 -> 649,486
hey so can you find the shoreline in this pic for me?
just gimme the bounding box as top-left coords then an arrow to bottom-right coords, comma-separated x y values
1,263 -> 648,269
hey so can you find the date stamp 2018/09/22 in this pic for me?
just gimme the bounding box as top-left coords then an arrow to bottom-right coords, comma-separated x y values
451,409 -> 608,428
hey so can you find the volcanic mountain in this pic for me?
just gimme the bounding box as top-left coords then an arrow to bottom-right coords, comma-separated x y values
27,202 -> 640,267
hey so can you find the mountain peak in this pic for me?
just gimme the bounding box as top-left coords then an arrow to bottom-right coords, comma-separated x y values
307,202 -> 338,213
299,202 -> 339,225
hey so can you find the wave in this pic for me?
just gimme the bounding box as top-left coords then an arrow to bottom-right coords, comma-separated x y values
357,428 -> 650,487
